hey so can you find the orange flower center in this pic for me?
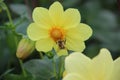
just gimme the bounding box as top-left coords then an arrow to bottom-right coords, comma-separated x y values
49,27 -> 65,42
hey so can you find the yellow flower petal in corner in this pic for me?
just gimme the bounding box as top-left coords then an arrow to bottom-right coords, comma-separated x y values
111,58 -> 120,80
93,48 -> 113,80
63,73 -> 85,80
35,38 -> 54,52
65,52 -> 92,79
63,48 -> 120,80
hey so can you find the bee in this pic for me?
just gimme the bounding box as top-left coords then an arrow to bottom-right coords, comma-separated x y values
56,39 -> 66,49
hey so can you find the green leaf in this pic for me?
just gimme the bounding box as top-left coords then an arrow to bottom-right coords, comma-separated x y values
9,4 -> 30,19
24,59 -> 54,80
101,0 -> 116,6
5,74 -> 33,80
0,30 -> 12,74
93,10 -> 117,30
54,56 -> 65,79
6,30 -> 17,54
100,32 -> 120,51
15,18 -> 30,35
94,30 -> 120,51
0,68 -> 13,79
10,4 -> 27,15
84,44 -> 100,58
80,1 -> 101,21
0,0 -> 3,2
0,2 -> 7,10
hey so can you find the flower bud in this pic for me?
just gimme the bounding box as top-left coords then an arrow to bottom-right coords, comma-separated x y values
16,38 -> 35,60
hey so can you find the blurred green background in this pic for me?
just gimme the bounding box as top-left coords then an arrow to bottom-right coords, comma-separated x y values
0,0 -> 119,79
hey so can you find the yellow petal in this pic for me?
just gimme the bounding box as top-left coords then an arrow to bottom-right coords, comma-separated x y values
49,1 -> 64,26
63,71 -> 67,78
66,23 -> 92,41
77,23 -> 92,41
27,23 -> 49,41
65,52 -> 93,79
54,44 -> 68,56
57,49 -> 68,56
110,57 -> 120,80
63,73 -> 86,80
35,38 -> 54,52
93,48 -> 113,80
66,37 -> 85,52
33,7 -> 53,27
63,8 -> 80,29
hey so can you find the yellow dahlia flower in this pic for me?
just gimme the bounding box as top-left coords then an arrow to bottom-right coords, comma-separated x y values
27,1 -> 92,55
63,48 -> 120,80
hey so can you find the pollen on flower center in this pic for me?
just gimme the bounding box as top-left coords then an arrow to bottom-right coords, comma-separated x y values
49,27 -> 65,41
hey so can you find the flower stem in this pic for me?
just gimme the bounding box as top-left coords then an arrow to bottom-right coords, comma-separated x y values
2,2 -> 20,47
2,2 -> 14,28
39,52 -> 43,59
19,59 -> 27,77
53,58 -> 58,79
58,57 -> 64,79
